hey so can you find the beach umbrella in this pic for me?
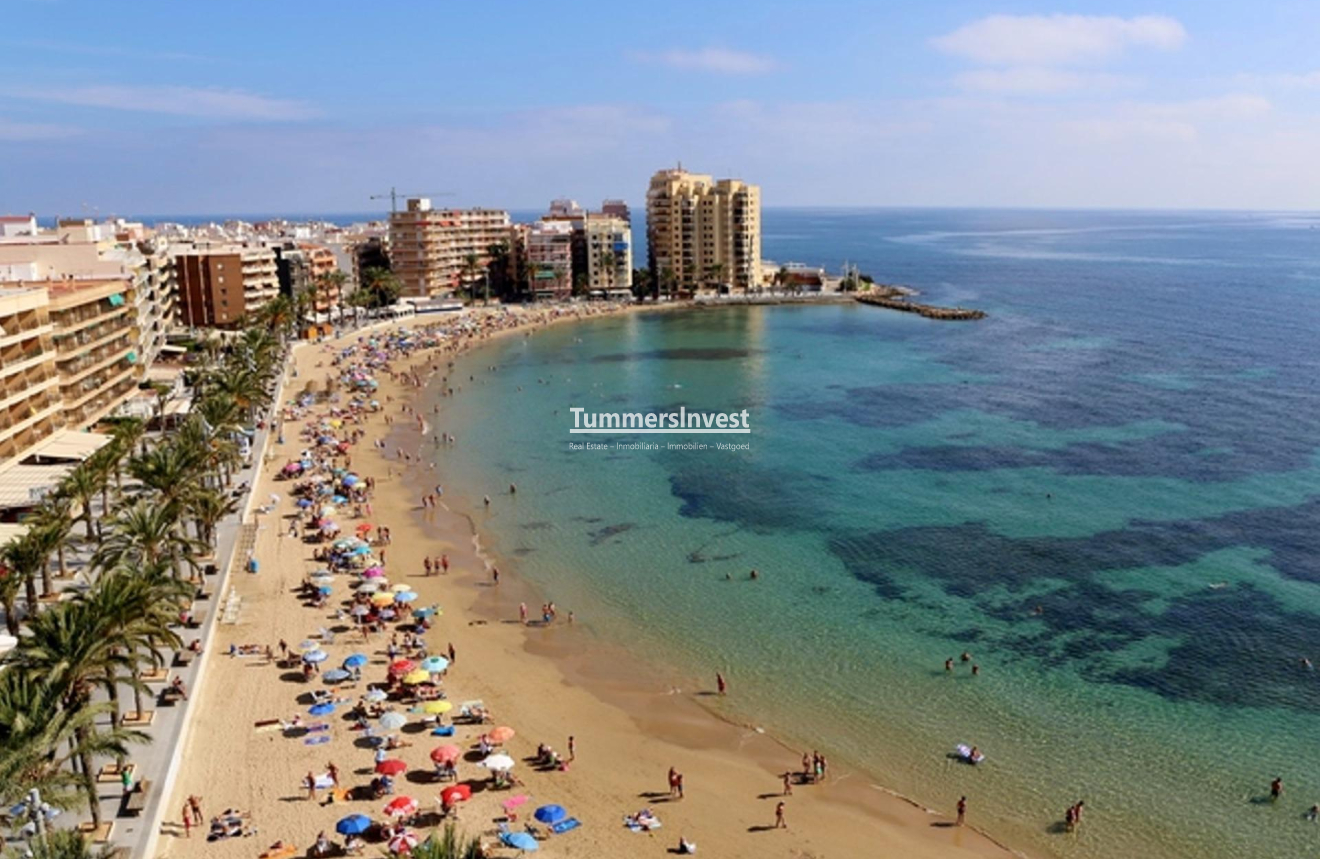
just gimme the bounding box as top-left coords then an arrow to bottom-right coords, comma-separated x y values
310,572 -> 334,583
534,805 -> 567,825
303,649 -> 329,664
364,566 -> 385,577
419,656 -> 449,674
488,726 -> 516,744
356,584 -> 380,595
388,832 -> 417,854
379,711 -> 408,730
501,832 -> 538,852
379,608 -> 397,621
390,583 -> 412,592
429,744 -> 461,764
343,475 -> 361,487
389,659 -> 416,675
323,668 -> 351,683
351,603 -> 373,616
332,495 -> 349,504
481,754 -> 515,771
401,669 -> 430,685
371,593 -> 395,606
335,814 -> 372,836
309,702 -> 336,716
502,795 -> 529,816
375,759 -> 408,776
413,607 -> 438,619
364,688 -> 388,703
383,796 -> 418,817
299,639 -> 319,651
296,498 -> 313,508
357,523 -> 374,534
420,700 -> 452,717
321,523 -> 339,534
394,591 -> 418,604
318,586 -> 333,596
439,784 -> 471,806
343,653 -> 369,668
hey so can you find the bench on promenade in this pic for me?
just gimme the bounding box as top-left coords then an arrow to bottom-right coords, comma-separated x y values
123,779 -> 151,816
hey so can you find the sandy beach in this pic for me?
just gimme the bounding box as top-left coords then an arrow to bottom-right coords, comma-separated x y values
158,306 -> 1020,859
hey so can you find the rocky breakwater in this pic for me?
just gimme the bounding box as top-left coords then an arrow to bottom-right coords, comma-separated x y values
855,285 -> 986,321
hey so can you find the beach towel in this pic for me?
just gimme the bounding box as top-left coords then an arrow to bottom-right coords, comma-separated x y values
311,774 -> 335,789
430,725 -> 455,737
551,818 -> 582,835
305,735 -> 331,746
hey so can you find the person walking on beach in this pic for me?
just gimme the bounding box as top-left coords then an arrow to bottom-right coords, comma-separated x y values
568,735 -> 576,761
668,767 -> 681,799
957,796 -> 966,826
188,795 -> 202,826
447,642 -> 456,663
519,603 -> 528,625
441,554 -> 449,573
181,803 -> 192,838
492,567 -> 500,586
945,657 -> 954,672
775,801 -> 787,829
1272,777 -> 1284,801
327,762 -> 340,788
783,772 -> 793,796
716,672 -> 727,695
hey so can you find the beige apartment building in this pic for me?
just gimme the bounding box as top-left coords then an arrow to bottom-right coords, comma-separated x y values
646,167 -> 762,293
584,213 -> 633,295
47,278 -> 143,427
175,245 -> 278,328
303,244 -> 341,312
0,218 -> 176,369
389,198 -> 511,298
523,220 -> 574,300
0,286 -> 61,463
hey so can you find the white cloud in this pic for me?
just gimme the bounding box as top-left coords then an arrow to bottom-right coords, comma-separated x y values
932,14 -> 1186,66
954,67 -> 1136,94
632,47 -> 777,75
3,85 -> 319,120
0,117 -> 82,141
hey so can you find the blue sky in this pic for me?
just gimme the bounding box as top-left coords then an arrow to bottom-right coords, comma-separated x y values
3,1 -> 1320,215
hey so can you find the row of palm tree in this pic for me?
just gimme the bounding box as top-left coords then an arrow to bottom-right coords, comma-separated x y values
0,322 -> 286,836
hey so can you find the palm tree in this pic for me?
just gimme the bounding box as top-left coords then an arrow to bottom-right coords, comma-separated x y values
7,601 -> 142,826
83,568 -> 185,726
704,262 -> 725,293
107,418 -> 146,493
461,253 -> 483,303
27,501 -> 73,596
359,267 -> 400,309
409,824 -> 484,859
129,442 -> 204,512
93,500 -> 199,579
0,531 -> 47,627
599,250 -> 616,294
184,486 -> 238,552
0,671 -> 145,815
58,465 -> 101,543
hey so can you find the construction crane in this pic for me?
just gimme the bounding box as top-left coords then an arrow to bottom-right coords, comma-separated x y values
370,187 -> 455,215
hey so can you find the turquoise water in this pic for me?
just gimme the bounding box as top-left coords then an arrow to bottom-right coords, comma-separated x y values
428,210 -> 1320,859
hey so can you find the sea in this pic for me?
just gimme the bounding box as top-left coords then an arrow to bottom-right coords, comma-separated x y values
412,208 -> 1320,859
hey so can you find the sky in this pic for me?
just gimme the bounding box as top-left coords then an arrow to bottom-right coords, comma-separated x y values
2,0 -> 1320,215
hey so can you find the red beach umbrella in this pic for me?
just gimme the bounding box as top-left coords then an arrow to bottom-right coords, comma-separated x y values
429,745 -> 461,764
389,659 -> 416,675
375,759 -> 408,776
439,784 -> 471,806
383,796 -> 418,817
488,726 -> 516,744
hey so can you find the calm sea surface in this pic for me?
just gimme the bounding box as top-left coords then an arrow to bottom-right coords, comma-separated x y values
428,209 -> 1320,859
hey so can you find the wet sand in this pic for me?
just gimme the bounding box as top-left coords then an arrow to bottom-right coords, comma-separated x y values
159,308 -> 1021,859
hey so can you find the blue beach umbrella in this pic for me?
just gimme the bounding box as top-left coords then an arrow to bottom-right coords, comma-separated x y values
343,475 -> 360,487
332,495 -> 348,504
323,668 -> 351,683
501,832 -> 538,852
303,649 -> 329,663
309,702 -> 336,716
534,805 -> 567,825
343,653 -> 369,668
413,606 -> 438,618
419,656 -> 448,673
318,586 -> 333,595
394,591 -> 418,604
296,498 -> 313,508
336,814 -> 372,835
